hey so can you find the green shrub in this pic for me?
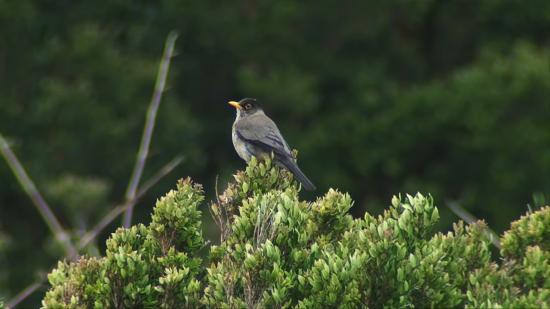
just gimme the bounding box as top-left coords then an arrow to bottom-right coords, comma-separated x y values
42,159 -> 550,308
43,178 -> 204,308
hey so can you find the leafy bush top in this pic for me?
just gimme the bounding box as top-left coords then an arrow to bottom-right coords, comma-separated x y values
43,159 -> 550,308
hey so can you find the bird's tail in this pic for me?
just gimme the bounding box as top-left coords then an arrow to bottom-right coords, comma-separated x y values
281,158 -> 316,191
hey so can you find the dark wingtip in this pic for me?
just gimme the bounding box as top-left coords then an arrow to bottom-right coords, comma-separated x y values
296,173 -> 316,191
279,155 -> 316,191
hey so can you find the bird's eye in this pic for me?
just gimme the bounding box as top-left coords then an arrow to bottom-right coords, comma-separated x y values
243,103 -> 251,110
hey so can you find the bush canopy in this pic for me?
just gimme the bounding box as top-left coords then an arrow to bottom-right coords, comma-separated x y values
43,159 -> 549,308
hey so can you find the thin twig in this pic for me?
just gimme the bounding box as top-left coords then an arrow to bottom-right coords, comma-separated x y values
123,31 -> 179,227
5,278 -> 44,309
212,174 -> 230,242
79,156 -> 183,249
0,134 -> 78,259
446,201 -> 501,249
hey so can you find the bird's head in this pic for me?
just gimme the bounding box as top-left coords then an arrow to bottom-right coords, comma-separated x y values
228,98 -> 263,118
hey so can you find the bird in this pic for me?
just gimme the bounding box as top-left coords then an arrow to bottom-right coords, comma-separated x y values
228,98 -> 316,191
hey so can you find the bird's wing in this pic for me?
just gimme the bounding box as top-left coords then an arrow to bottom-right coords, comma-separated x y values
235,113 -> 292,157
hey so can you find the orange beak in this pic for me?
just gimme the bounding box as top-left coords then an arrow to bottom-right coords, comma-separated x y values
228,101 -> 242,109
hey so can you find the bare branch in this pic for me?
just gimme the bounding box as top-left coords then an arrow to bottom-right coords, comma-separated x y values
446,201 -> 501,249
136,156 -> 184,198
5,278 -> 44,309
123,31 -> 179,227
0,134 -> 78,259
79,155 -> 183,249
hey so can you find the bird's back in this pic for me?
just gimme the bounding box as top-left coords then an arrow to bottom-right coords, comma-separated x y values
235,113 -> 292,157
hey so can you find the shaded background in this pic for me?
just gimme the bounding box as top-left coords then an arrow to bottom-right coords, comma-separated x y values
1,0 -> 550,306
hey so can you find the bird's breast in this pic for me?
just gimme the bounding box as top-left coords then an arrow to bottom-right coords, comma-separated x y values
232,126 -> 252,162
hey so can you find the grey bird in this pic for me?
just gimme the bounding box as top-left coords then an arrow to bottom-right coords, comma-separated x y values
229,98 -> 316,191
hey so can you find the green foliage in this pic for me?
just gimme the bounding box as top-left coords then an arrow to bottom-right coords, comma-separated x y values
42,178 -> 204,308
43,162 -> 549,308
501,205 -> 550,258
466,206 -> 550,308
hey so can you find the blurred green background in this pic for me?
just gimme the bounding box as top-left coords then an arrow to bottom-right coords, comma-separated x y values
1,0 -> 550,306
